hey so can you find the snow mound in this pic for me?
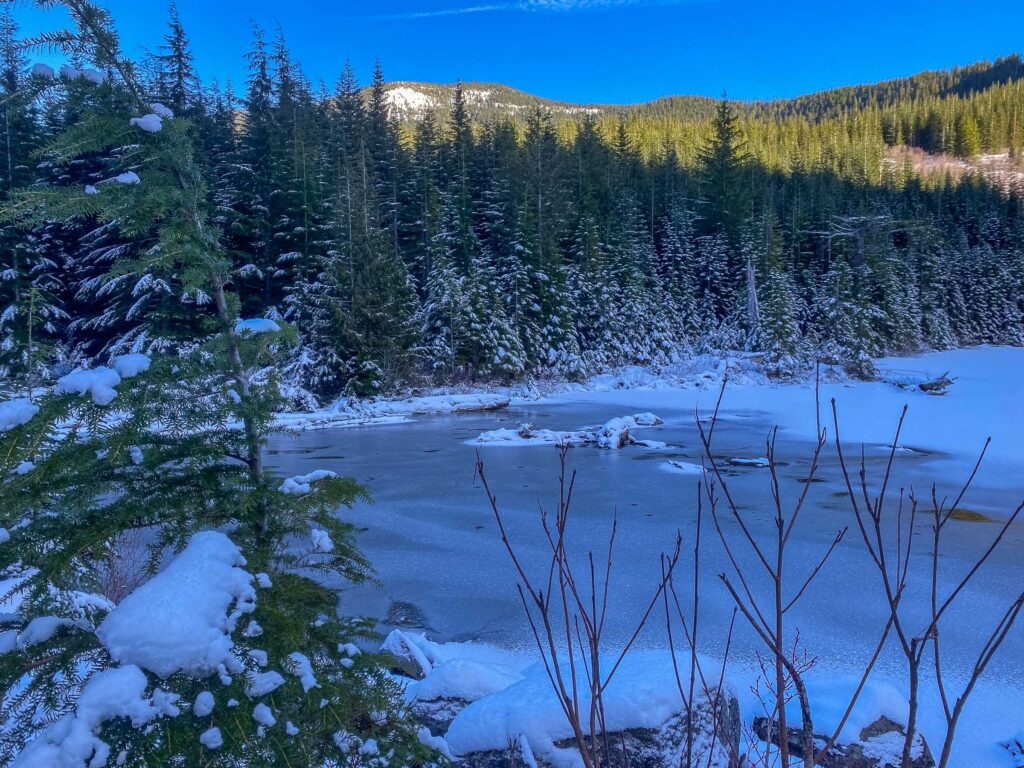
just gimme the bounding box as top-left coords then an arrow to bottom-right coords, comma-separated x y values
595,413 -> 663,449
0,399 -> 39,431
473,413 -> 662,450
11,665 -> 170,768
199,726 -> 223,749
279,469 -> 336,495
798,677 -> 912,746
472,423 -> 589,447
193,691 -> 214,717
80,68 -> 105,85
55,367 -> 122,406
130,114 -> 162,133
111,353 -> 150,378
97,531 -> 256,679
382,631 -> 529,705
445,649 -> 725,762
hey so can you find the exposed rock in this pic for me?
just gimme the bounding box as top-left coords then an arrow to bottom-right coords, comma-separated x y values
386,599 -> 432,630
753,715 -> 935,768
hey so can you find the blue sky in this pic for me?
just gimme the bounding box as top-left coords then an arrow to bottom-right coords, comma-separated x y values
14,0 -> 1024,103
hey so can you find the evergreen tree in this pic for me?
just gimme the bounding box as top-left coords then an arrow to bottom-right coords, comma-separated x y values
697,97 -> 749,241
0,4 -> 428,765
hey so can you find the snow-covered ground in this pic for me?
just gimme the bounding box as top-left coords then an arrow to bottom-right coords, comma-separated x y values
266,346 -> 1024,767
275,393 -> 511,430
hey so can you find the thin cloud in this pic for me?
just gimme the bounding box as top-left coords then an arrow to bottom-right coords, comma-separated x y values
374,0 -> 707,21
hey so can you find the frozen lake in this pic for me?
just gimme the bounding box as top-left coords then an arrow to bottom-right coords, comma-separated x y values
268,347 -> 1024,766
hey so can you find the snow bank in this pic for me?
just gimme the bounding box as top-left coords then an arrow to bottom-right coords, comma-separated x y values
445,649 -> 725,762
796,678 -> 912,746
12,665 -> 173,768
0,398 -> 38,431
472,423 -> 590,447
277,393 -> 510,430
383,630 -> 529,705
55,367 -> 122,406
471,413 -> 663,450
97,531 -> 256,679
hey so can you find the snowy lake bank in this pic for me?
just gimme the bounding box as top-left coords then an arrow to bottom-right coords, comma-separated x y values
266,346 -> 1024,767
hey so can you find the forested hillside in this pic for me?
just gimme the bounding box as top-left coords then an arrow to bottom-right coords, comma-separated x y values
2,8 -> 1022,400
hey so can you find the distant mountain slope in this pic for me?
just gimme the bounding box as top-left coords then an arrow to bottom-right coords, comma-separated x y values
379,53 -> 1024,125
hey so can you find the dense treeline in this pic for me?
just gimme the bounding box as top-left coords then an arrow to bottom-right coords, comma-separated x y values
2,8 -> 1023,400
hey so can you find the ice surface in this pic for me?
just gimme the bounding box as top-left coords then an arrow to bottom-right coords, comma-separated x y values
97,531 -> 256,678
